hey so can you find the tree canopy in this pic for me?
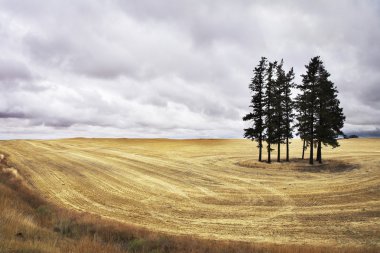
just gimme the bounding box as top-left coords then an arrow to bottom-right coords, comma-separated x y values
244,56 -> 345,164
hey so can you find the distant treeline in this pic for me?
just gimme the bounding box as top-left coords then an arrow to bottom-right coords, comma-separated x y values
243,56 -> 345,165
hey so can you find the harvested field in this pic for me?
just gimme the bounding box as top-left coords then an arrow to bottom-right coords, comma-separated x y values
0,138 -> 379,248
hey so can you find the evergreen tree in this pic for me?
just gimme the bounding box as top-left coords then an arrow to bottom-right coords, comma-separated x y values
295,95 -> 309,160
314,63 -> 345,163
244,56 -> 344,165
273,60 -> 286,162
296,56 -> 321,165
264,61 -> 277,163
283,67 -> 295,162
243,57 -> 267,162
272,60 -> 296,162
297,56 -> 345,164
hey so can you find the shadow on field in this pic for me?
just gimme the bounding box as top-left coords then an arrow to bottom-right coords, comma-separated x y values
292,159 -> 358,173
237,158 -> 358,173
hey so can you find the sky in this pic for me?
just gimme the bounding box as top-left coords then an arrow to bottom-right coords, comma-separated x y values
0,0 -> 379,139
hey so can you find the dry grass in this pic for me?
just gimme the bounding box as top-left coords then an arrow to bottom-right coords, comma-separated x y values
0,138 -> 379,252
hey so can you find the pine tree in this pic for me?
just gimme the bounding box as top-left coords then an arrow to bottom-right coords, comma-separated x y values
283,67 -> 295,162
296,56 -> 321,165
296,97 -> 309,160
245,56 -> 344,165
314,62 -> 345,163
243,57 -> 267,162
271,60 -> 296,163
264,61 -> 277,163
273,60 -> 286,162
297,56 -> 345,165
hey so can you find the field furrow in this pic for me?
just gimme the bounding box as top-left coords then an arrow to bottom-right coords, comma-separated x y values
1,138 -> 379,246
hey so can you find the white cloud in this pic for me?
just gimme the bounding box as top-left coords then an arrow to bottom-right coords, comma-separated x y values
0,0 -> 379,139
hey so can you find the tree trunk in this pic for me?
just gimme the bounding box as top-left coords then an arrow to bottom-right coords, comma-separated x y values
267,143 -> 271,163
309,138 -> 313,165
310,102 -> 314,165
277,142 -> 280,162
309,120 -> 314,165
316,140 -> 322,163
316,141 -> 319,161
285,88 -> 290,162
302,139 -> 306,159
317,98 -> 322,164
286,137 -> 289,162
258,135 -> 262,162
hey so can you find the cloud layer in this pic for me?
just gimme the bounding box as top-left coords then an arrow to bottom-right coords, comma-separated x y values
0,0 -> 379,139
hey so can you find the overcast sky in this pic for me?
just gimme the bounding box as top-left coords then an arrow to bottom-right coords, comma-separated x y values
0,0 -> 379,139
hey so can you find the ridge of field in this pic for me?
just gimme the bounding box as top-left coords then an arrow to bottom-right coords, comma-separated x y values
1,138 -> 379,247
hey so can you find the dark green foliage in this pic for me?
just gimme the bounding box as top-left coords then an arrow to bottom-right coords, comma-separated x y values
272,60 -> 296,162
296,56 -> 321,164
243,57 -> 267,161
263,61 -> 277,163
244,57 -> 296,163
296,56 -> 345,164
245,56 -> 344,165
273,60 -> 286,162
314,62 -> 345,163
283,67 -> 296,161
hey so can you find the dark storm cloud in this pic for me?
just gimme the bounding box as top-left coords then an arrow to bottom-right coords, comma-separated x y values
0,111 -> 26,119
0,0 -> 379,139
346,128 -> 380,138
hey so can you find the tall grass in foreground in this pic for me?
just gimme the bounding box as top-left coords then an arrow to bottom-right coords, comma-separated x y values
0,154 -> 378,253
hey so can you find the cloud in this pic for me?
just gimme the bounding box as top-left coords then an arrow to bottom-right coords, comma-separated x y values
0,0 -> 379,139
362,128 -> 380,138
0,111 -> 26,119
0,59 -> 32,81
